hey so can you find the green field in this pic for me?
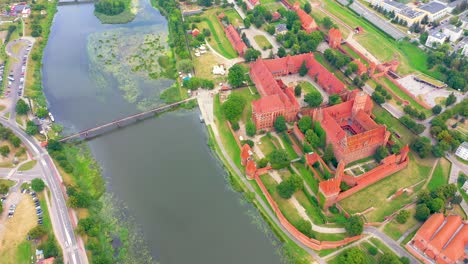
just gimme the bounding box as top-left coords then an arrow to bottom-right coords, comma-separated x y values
321,0 -> 442,79
372,104 -> 417,146
224,9 -> 244,27
18,160 -> 37,171
195,8 -> 238,59
340,154 -> 431,222
279,133 -> 299,159
341,44 -> 369,66
259,135 -> 277,156
293,163 -> 319,193
299,81 -> 321,95
254,35 -> 272,49
383,207 -> 419,240
427,158 -> 451,191
214,95 -> 242,166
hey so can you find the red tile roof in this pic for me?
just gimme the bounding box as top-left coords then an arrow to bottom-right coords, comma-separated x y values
272,11 -> 281,21
293,4 -> 318,33
224,25 -> 247,56
328,28 -> 342,48
241,144 -> 252,161
352,59 -> 367,75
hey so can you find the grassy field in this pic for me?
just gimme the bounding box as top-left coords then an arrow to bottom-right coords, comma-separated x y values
293,163 -> 319,193
279,133 -> 299,159
254,35 -> 272,49
231,86 -> 260,124
327,238 -> 401,264
259,135 -> 277,156
378,76 -> 430,114
262,1 -> 284,12
224,9 -> 244,28
196,8 -> 238,59
193,51 -> 224,81
214,95 -> 242,166
383,207 -> 419,240
310,9 -> 351,38
340,154 -> 431,222
0,194 -> 37,263
319,0 -> 443,79
18,160 -> 37,171
341,44 -> 369,66
314,52 -> 350,85
372,104 -> 417,146
299,81 -> 321,95
0,179 -> 15,188
427,158 -> 451,191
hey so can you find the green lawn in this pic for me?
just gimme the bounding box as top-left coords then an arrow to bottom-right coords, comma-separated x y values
314,52 -> 350,86
18,160 -> 37,171
321,0 -> 441,79
294,163 -> 319,193
378,76 -> 430,114
195,8 -> 238,59
299,81 -> 321,95
327,240 -> 396,264
232,86 -> 260,124
279,133 -> 299,159
214,95 -> 242,167
427,158 -> 451,191
253,35 -> 272,50
259,135 -> 277,156
372,104 -> 417,146
0,179 -> 15,188
383,207 -> 419,240
340,154 -> 431,222
224,9 -> 244,28
341,44 -> 369,66
16,241 -> 33,264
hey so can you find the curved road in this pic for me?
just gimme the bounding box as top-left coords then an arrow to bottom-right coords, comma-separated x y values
0,118 -> 86,264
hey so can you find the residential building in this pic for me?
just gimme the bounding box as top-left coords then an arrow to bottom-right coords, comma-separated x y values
310,91 -> 390,164
442,24 -> 463,42
275,24 -> 288,35
455,142 -> 468,161
293,2 -> 318,33
396,7 -> 426,26
417,1 -> 448,21
408,214 -> 468,264
426,31 -> 447,47
272,11 -> 281,21
9,2 -> 30,17
224,25 -> 247,57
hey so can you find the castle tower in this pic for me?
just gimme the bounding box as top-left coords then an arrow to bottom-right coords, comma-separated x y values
369,62 -> 376,76
351,92 -> 368,117
328,28 -> 342,49
246,159 -> 257,179
399,145 -> 410,163
241,144 -> 252,166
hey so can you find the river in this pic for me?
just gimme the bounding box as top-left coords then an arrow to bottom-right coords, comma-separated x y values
42,1 -> 282,263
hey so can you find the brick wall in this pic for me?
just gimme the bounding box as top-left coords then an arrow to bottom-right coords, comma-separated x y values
384,73 -> 432,110
255,177 -> 362,250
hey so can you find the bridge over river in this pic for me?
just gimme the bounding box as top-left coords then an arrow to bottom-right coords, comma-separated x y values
57,0 -> 97,6
59,97 -> 196,142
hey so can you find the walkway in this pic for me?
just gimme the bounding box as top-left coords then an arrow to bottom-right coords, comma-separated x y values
204,40 -> 243,68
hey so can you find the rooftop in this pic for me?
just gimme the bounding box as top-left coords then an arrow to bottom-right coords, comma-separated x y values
429,31 -> 447,40
419,1 -> 447,14
384,0 -> 406,9
443,24 -> 462,33
398,7 -> 425,19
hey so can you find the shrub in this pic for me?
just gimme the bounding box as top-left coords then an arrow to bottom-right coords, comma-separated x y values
396,209 -> 410,224
368,245 -> 378,256
276,174 -> 303,199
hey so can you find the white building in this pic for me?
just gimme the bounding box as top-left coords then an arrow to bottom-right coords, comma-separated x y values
455,142 -> 468,161
417,1 -> 448,21
373,0 -> 406,12
442,25 -> 463,42
426,31 -> 447,47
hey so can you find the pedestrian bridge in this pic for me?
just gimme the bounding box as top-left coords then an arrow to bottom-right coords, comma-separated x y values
59,98 -> 196,142
57,0 -> 96,6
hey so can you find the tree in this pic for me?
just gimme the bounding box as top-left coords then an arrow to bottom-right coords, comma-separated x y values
415,204 -> 430,221
347,62 -> 358,73
374,146 -> 389,163
39,237 -> 60,258
379,253 -> 402,264
277,47 -> 286,58
452,195 -> 462,204
297,219 -> 312,237
299,61 -> 308,76
294,85 -> 302,96
323,144 -> 335,165
31,178 -> 45,192
305,130 -> 320,147
177,59 -> 193,73
246,120 -> 256,137
94,0 -> 126,15
244,48 -> 261,62
411,137 -> 432,158
16,99 -> 29,115
36,108 -> 49,119
0,183 -> 9,195
221,93 -> 246,122
322,17 -> 334,29
304,92 -> 323,107
445,93 -> 456,106
26,121 -> 39,135
396,210 -> 410,224
0,146 -> 10,157
274,116 -> 287,132
428,197 -> 444,213
257,158 -> 268,168
344,215 -> 364,236
28,225 -> 47,239
298,116 -> 312,133
268,149 -> 290,169
276,174 -> 303,198
329,94 -> 342,105
227,64 -> 247,87
338,248 -> 367,264
368,246 -> 378,256
77,217 -> 99,237
303,2 -> 311,13
432,104 -> 442,115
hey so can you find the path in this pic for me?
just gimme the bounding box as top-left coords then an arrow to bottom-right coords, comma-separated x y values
204,40 -> 243,68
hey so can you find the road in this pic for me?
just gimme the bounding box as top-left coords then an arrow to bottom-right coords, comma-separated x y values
446,154 -> 468,214
0,118 -> 87,264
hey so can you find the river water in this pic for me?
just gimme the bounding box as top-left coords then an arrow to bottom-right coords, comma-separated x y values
42,1 -> 281,263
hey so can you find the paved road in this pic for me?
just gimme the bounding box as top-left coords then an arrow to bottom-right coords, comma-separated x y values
0,118 -> 87,264
364,226 -> 420,264
446,154 -> 468,215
